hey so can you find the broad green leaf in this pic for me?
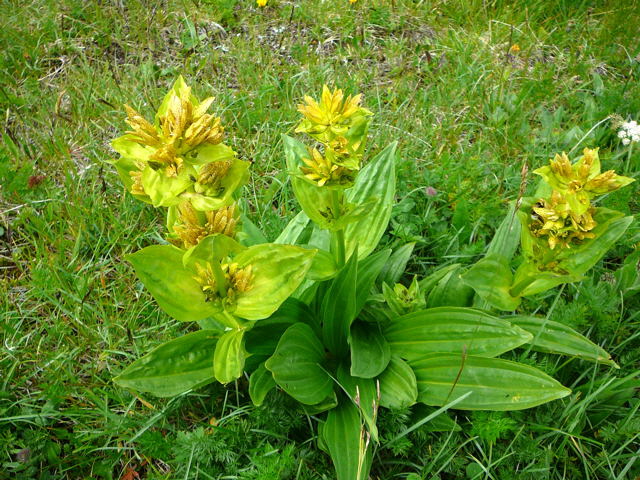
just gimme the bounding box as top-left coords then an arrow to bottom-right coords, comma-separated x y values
344,141 -> 397,260
233,244 -> 316,320
412,354 -> 571,410
185,158 -> 250,211
141,165 -> 194,207
275,210 -> 311,245
425,266 -> 475,308
322,253 -> 358,357
239,214 -> 268,246
418,264 -> 461,298
265,323 -> 333,405
350,322 -> 391,378
378,356 -> 418,410
378,243 -> 415,286
384,307 -> 532,360
302,392 -> 338,415
322,398 -> 373,480
355,249 -> 391,316
306,247 -> 338,281
186,143 -> 235,165
282,134 -> 334,227
510,262 -> 583,298
213,329 -> 246,384
558,214 -> 633,275
249,363 -> 276,406
114,330 -> 218,397
127,245 -> 218,322
509,316 -> 618,367
486,204 -> 521,261
197,316 -> 226,333
183,233 -> 246,267
337,365 -> 379,441
245,298 -> 317,356
462,255 -> 521,311
111,135 -> 154,162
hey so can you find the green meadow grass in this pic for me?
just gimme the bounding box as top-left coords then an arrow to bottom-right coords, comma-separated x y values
1,0 -> 639,478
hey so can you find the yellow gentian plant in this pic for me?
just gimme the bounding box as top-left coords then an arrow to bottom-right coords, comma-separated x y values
110,80 -> 634,480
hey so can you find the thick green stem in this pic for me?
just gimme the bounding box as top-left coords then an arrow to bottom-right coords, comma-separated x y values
210,258 -> 228,299
220,310 -> 243,329
331,190 -> 346,267
624,143 -> 633,175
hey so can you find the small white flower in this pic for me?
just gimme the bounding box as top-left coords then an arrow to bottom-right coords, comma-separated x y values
618,119 -> 640,144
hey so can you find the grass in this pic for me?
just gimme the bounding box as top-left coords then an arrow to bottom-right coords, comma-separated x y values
1,0 -> 639,478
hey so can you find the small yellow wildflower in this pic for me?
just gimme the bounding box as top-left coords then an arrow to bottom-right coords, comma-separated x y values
194,260 -> 254,304
124,104 -> 161,147
257,0 -> 267,6
300,148 -> 355,187
529,191 -> 597,250
298,85 -> 363,128
198,160 -> 231,185
171,202 -> 238,249
534,148 -> 634,214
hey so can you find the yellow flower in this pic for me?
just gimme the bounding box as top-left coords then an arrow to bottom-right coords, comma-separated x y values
124,105 -> 161,147
122,83 -> 223,157
533,148 -> 635,220
299,148 -> 355,187
298,85 -> 362,127
257,0 -> 267,6
529,191 -> 597,250
536,148 -> 634,202
194,260 -> 254,304
171,201 -> 238,249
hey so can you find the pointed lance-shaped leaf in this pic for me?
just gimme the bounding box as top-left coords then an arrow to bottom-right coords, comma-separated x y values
321,397 -> 373,480
508,315 -> 618,367
233,244 -> 316,321
322,253 -> 358,357
344,141 -> 397,260
384,307 -> 532,360
412,353 -> 571,411
377,355 -> 418,410
461,255 -> 521,311
114,330 -> 219,397
349,321 -> 390,379
265,323 -> 333,405
213,329 -> 247,384
126,245 -> 220,322
249,363 -> 276,406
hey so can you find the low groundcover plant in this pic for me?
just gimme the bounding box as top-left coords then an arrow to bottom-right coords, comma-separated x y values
109,78 -> 634,479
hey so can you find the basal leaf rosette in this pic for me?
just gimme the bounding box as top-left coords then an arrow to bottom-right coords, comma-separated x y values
127,234 -> 316,325
110,76 -> 248,209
